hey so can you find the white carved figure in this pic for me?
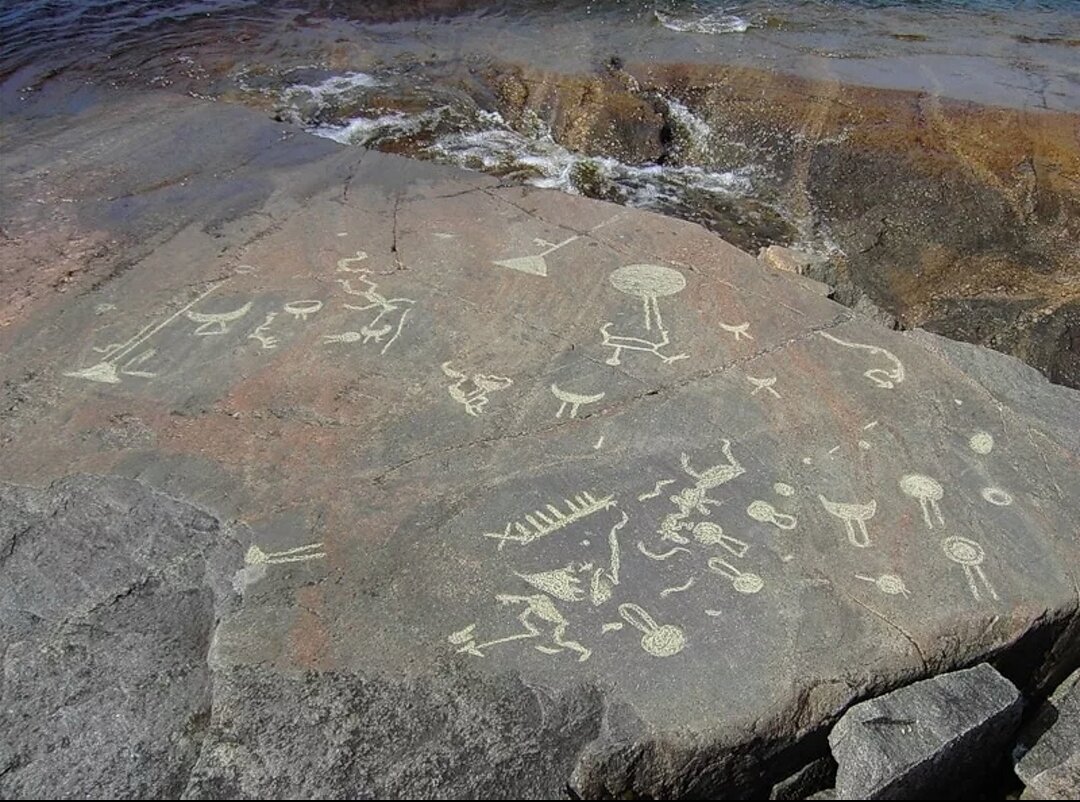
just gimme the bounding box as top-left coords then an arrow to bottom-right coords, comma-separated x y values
981,487 -> 1013,507
942,536 -> 998,602
589,511 -> 627,606
245,542 -> 326,566
493,235 -> 579,277
748,375 -> 780,398
819,495 -> 877,548
483,491 -> 617,549
248,312 -> 279,349
820,331 -> 905,389
185,300 -> 253,335
441,361 -> 514,417
551,383 -> 606,418
658,440 -> 746,543
449,594 -> 591,661
691,522 -> 749,558
899,474 -> 945,529
855,573 -> 911,597
600,263 -> 690,366
618,603 -> 686,657
969,431 -> 995,454
66,280 -> 228,384
600,323 -> 689,367
322,275 -> 415,354
746,500 -> 797,530
283,300 -> 324,321
707,557 -> 764,594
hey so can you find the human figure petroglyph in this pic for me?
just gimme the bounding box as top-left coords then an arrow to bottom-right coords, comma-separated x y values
819,496 -> 877,548
482,491 -> 617,549
449,595 -> 591,661
441,361 -> 514,417
658,440 -> 745,543
819,331 -> 905,389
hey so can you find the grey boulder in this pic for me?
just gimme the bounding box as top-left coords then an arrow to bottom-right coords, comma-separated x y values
829,663 -> 1022,799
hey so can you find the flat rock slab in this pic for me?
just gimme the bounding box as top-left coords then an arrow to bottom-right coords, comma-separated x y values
829,663 -> 1022,799
1016,668 -> 1080,800
2,86 -> 1080,799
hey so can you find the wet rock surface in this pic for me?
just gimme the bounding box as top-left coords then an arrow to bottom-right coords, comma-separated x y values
1,84 -> 1079,798
828,663 -> 1022,799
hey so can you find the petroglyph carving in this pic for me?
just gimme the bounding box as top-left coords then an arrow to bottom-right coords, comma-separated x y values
618,603 -> 686,657
601,264 -> 690,366
820,331 -> 905,389
748,375 -> 780,398
855,573 -> 911,597
283,300 -> 324,321
720,322 -> 753,341
590,511 -> 627,606
551,384 -> 605,418
819,496 -> 877,548
691,522 -> 749,558
660,578 -> 696,597
323,275 -> 414,354
335,250 -> 369,272
600,323 -> 688,367
658,440 -> 745,543
900,474 -> 945,529
747,501 -> 797,530
970,431 -> 995,454
515,565 -> 590,603
66,281 -> 226,384
493,235 -> 579,277
707,557 -> 764,594
942,536 -> 998,602
774,483 -> 795,497
185,300 -> 253,335
638,479 -> 675,501
449,595 -> 591,661
637,542 -> 691,561
981,487 -> 1013,506
248,312 -> 279,349
483,491 -> 617,549
245,542 -> 326,566
442,361 -> 514,417
610,264 -> 686,331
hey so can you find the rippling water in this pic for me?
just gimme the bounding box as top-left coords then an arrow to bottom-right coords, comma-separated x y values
3,1 -> 1078,251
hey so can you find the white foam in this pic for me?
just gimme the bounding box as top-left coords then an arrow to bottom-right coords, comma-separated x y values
282,71 -> 382,104
655,9 -> 751,35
